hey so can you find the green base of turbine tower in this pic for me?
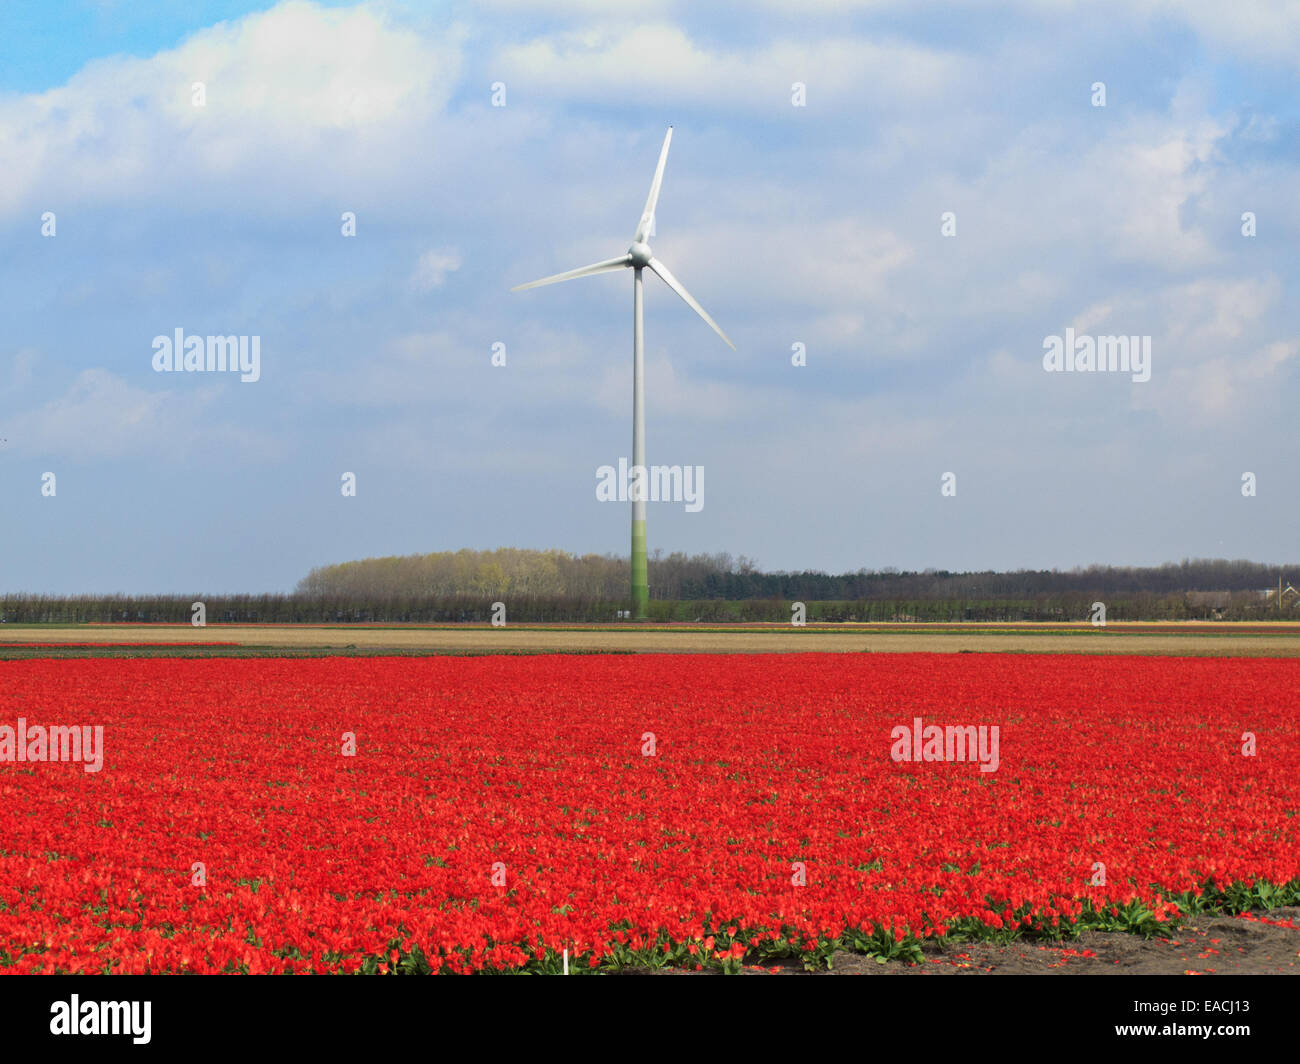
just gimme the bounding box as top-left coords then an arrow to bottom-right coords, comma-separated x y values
631,519 -> 648,620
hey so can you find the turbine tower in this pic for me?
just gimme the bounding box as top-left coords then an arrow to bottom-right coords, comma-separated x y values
512,127 -> 734,620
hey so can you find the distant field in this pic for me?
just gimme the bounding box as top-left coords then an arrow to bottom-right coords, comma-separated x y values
3,621 -> 1300,655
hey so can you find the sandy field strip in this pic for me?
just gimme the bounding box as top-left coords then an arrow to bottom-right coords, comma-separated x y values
3,622 -> 1300,655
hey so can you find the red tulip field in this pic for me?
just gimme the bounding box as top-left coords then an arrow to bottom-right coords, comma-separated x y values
2,653 -> 1297,974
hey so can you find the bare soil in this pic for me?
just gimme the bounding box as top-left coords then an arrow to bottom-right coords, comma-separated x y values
626,909 -> 1300,975
4,622 -> 1300,656
829,908 -> 1300,975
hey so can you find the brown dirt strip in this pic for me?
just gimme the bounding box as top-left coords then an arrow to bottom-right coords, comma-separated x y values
3,623 -> 1300,655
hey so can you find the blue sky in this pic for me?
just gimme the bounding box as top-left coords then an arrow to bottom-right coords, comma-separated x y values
1,0 -> 1297,592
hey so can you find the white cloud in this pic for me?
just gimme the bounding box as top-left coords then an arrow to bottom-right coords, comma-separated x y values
0,1 -> 462,214
1067,275 -> 1282,357
658,216 -> 912,321
1,349 -> 39,395
1134,338 -> 1298,422
494,24 -> 970,111
593,355 -> 740,423
410,248 -> 462,292
1101,120 -> 1226,268
1149,0 -> 1300,70
3,369 -> 271,461
1162,276 -> 1282,345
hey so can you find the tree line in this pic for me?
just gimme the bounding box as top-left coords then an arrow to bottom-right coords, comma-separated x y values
1,553 -> 1295,623
296,550 -> 1299,602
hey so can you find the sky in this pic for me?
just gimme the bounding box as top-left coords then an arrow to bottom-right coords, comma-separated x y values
0,0 -> 1297,593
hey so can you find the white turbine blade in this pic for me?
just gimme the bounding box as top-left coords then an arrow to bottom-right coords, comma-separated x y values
633,127 -> 672,244
511,254 -> 632,291
647,257 -> 735,350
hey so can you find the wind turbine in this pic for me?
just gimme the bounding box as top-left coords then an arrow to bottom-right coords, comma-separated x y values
512,127 -> 734,621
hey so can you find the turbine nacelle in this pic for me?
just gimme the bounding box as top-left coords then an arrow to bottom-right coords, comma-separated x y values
510,125 -> 735,352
